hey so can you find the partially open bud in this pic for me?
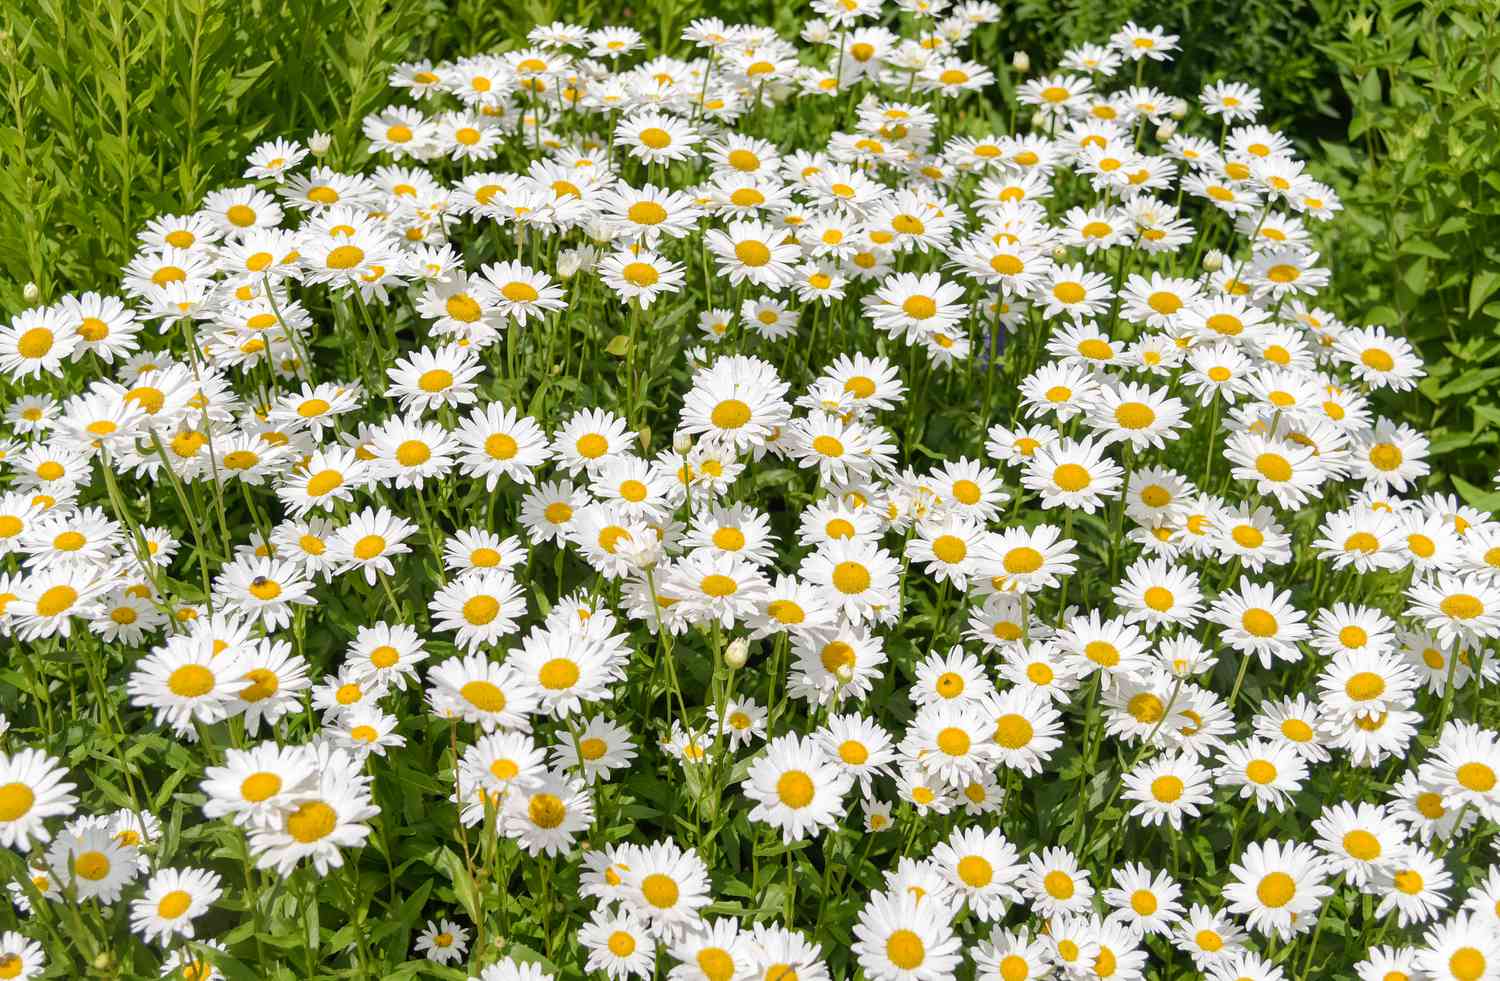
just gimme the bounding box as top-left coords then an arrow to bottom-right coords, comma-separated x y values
1011,51 -> 1030,74
673,431 -> 693,455
309,131 -> 332,156
834,662 -> 855,685
724,638 -> 749,669
22,282 -> 38,304
1202,250 -> 1225,273
1155,120 -> 1177,142
622,534 -> 662,572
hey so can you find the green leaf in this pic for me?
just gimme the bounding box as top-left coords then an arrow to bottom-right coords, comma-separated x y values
1437,366 -> 1500,397
198,944 -> 264,981
1470,271 -> 1500,319
434,848 -> 482,925
1452,474 -> 1500,512
1399,239 -> 1450,260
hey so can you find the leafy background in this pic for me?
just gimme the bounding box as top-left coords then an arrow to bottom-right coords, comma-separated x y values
0,0 -> 1495,480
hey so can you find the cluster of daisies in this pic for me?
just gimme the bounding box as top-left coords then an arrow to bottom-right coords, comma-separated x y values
0,2 -> 1498,981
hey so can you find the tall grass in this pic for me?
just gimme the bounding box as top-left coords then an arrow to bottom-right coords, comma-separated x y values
0,0 -> 433,307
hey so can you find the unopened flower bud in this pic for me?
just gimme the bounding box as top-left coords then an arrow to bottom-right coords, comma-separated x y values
556,250 -> 584,279
1050,245 -> 1067,262
725,638 -> 749,669
21,282 -> 38,304
624,536 -> 662,571
1202,250 -> 1225,273
1170,104 -> 1188,120
834,662 -> 855,685
673,431 -> 693,455
637,426 -> 652,452
309,131 -> 332,156
1155,120 -> 1177,142
1011,51 -> 1030,74
92,951 -> 115,971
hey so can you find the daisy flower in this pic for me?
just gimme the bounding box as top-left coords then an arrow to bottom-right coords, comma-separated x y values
1223,839 -> 1332,940
328,506 -> 415,585
1405,573 -> 1500,648
385,344 -> 482,414
427,653 -> 537,732
1103,862 -> 1184,936
1207,577 -> 1311,669
705,219 -> 801,290
580,908 -> 655,979
46,825 -> 138,904
598,249 -> 688,308
1021,437 -> 1123,513
851,890 -> 962,981
621,840 -> 712,942
247,748 -> 378,876
977,686 -> 1064,776
929,826 -> 1022,922
1121,752 -> 1214,830
616,111 -> 701,165
129,866 -> 222,945
429,571 -> 526,652
799,538 -> 899,625
503,770 -> 594,856
1217,738 -> 1308,813
509,624 -> 620,718
0,749 -> 76,851
744,734 -> 853,844
415,919 -> 471,965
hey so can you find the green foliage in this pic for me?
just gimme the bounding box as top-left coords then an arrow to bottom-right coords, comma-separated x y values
1314,0 -> 1500,496
1004,0 -> 1353,136
0,0 -> 436,308
0,0 -> 1373,307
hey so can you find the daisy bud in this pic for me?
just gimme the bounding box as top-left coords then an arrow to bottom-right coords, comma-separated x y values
623,536 -> 662,571
1170,104 -> 1188,120
556,249 -> 584,279
802,20 -> 833,44
1156,120 -> 1177,141
724,638 -> 749,669
1202,250 -> 1225,273
637,426 -> 652,452
1011,51 -> 1030,74
21,281 -> 38,303
93,951 -> 115,971
673,431 -> 693,455
1050,246 -> 1067,262
309,131 -> 332,156
834,662 -> 855,685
